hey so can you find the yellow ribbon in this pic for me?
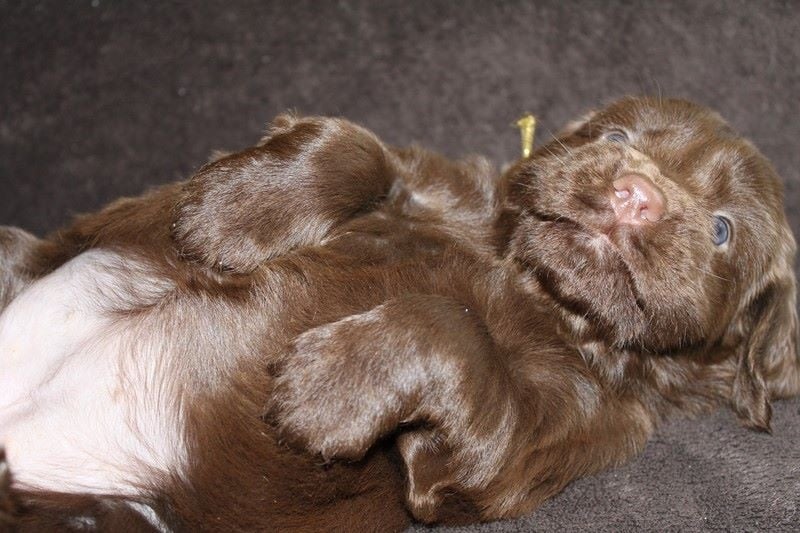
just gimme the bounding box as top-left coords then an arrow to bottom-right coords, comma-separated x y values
515,114 -> 537,158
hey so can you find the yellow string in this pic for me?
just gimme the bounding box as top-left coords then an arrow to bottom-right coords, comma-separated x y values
515,114 -> 537,158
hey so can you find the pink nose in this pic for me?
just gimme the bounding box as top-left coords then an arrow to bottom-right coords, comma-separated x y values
609,174 -> 665,224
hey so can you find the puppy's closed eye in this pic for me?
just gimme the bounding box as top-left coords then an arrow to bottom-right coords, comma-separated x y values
602,129 -> 629,143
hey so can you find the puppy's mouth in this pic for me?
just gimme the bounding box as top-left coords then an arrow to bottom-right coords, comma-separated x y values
517,210 -> 650,344
527,207 -> 632,261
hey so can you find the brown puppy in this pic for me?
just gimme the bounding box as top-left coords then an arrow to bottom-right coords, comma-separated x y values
268,98 -> 800,520
0,97 -> 797,531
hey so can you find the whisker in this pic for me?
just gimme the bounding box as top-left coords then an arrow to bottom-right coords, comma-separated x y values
541,145 -> 567,166
543,125 -> 576,158
684,263 -> 733,284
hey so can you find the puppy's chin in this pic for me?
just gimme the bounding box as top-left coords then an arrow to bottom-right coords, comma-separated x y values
512,214 -> 710,353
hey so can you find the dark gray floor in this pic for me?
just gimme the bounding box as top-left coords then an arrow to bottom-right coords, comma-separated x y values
1,1 -> 798,531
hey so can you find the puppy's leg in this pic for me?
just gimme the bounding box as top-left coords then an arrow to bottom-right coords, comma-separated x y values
269,294 -> 521,522
172,115 -> 398,272
0,226 -> 46,311
0,450 -> 15,527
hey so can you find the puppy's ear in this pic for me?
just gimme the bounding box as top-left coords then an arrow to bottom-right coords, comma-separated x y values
731,265 -> 799,432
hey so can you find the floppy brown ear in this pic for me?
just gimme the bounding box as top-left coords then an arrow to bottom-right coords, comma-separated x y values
731,272 -> 799,432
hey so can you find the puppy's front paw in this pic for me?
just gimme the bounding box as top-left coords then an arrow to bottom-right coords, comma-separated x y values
171,115 -> 394,273
169,116 -> 331,273
268,316 -> 400,461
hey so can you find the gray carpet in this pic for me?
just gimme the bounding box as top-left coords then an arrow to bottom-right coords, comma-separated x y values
1,1 -> 798,531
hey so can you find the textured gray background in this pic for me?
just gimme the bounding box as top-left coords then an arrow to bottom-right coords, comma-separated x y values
1,1 -> 798,531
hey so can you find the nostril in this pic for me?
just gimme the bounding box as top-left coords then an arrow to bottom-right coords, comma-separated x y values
609,174 -> 665,224
614,188 -> 631,200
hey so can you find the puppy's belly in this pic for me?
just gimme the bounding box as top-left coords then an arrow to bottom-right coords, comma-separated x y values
0,250 -> 186,495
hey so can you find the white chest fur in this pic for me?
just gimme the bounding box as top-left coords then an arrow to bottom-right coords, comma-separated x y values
0,250 -> 187,496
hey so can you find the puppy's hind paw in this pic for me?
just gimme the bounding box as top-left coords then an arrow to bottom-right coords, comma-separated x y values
0,449 -> 18,527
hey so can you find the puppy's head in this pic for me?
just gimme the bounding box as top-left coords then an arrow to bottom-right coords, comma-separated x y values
503,97 -> 798,428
